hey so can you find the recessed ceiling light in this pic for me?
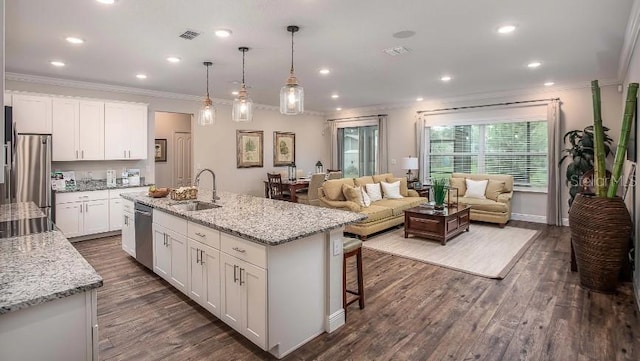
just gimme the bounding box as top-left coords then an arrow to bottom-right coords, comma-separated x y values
440,75 -> 452,82
528,61 -> 542,68
331,94 -> 339,99
50,61 -> 65,67
319,68 -> 331,75
497,25 -> 517,34
96,0 -> 115,4
166,57 -> 181,63
214,29 -> 232,38
65,37 -> 84,44
416,97 -> 424,101
336,107 -> 342,111
136,74 -> 147,79
544,81 -> 555,86
231,91 -> 239,96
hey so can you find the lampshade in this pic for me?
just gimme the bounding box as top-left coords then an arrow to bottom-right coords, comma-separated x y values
198,61 -> 215,126
232,47 -> 253,122
401,157 -> 419,170
280,25 -> 304,115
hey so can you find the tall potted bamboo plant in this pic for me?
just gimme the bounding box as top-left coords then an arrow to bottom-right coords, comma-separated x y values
569,80 -> 638,293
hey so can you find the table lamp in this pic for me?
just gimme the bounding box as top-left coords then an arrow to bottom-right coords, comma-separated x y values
401,157 -> 419,181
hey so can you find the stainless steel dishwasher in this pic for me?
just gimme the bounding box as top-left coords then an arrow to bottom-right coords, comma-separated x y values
134,202 -> 153,270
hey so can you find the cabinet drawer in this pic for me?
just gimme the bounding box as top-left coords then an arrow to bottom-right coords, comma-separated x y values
122,199 -> 134,213
188,222 -> 220,249
407,216 -> 441,233
153,209 -> 187,236
109,187 -> 148,199
56,190 -> 110,204
221,232 -> 266,269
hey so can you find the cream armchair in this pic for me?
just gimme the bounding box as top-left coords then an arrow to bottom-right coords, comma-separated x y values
449,173 -> 514,227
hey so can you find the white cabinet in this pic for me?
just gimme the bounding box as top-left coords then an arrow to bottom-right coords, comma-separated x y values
55,190 -> 110,238
4,92 -> 12,106
104,102 -> 148,160
220,242 -> 267,350
12,94 -> 52,134
121,202 -> 135,257
109,188 -> 145,231
188,239 -> 220,317
52,99 -> 105,161
152,211 -> 188,293
153,224 -> 171,280
169,228 -> 188,292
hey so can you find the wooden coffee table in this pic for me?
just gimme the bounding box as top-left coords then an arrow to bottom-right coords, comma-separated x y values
404,204 -> 471,245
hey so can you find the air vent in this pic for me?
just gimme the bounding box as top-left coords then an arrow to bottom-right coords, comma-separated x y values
382,46 -> 411,56
179,30 -> 201,40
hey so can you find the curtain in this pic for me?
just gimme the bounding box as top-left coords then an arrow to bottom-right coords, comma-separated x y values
378,115 -> 388,173
330,121 -> 339,170
415,116 -> 426,183
546,99 -> 562,225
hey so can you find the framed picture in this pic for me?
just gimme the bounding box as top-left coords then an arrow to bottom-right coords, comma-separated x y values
155,139 -> 167,162
236,130 -> 264,168
273,131 -> 295,166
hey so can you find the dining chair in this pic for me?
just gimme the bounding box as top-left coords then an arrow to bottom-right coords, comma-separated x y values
326,169 -> 341,173
267,173 -> 288,200
296,173 -> 325,205
327,171 -> 342,180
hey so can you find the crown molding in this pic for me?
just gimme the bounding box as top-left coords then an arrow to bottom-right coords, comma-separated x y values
326,79 -> 619,117
5,72 -> 325,116
618,0 -> 640,81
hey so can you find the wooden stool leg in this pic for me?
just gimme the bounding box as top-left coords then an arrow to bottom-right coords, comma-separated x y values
343,253 -> 347,318
356,248 -> 365,310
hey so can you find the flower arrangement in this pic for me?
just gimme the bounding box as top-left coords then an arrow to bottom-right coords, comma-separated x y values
432,178 -> 448,210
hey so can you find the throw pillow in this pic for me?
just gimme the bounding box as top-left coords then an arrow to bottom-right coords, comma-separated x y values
342,184 -> 363,210
360,187 -> 371,207
386,177 -> 409,197
449,177 -> 466,196
380,181 -> 404,199
464,179 -> 488,199
365,183 -> 383,202
485,180 -> 507,201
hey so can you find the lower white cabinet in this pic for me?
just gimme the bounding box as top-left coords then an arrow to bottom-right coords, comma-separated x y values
169,228 -> 188,292
109,187 -> 147,231
82,200 -> 110,235
152,214 -> 188,294
55,202 -> 84,238
153,224 -> 171,281
55,191 -> 110,238
188,239 -> 220,317
121,207 -> 135,257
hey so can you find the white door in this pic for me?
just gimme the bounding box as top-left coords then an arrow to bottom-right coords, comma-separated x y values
187,239 -> 205,305
153,225 -> 171,281
78,101 -> 105,160
241,261 -> 268,349
12,94 -> 52,134
109,198 -> 123,231
121,211 -> 136,257
168,229 -> 188,293
220,253 -> 242,332
173,131 -> 192,187
82,200 -> 110,235
51,98 -> 79,161
104,103 -> 129,160
202,243 -> 220,317
55,202 -> 83,238
128,105 -> 148,159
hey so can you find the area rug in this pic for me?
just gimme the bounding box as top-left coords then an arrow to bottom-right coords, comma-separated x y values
362,224 -> 540,279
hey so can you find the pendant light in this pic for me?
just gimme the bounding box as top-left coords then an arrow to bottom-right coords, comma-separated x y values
232,47 -> 254,122
198,61 -> 216,126
280,25 -> 304,115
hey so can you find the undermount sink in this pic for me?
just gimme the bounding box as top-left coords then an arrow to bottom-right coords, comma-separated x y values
169,200 -> 221,212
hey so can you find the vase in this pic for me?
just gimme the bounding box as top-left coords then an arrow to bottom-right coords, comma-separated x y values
569,193 -> 631,293
434,203 -> 445,210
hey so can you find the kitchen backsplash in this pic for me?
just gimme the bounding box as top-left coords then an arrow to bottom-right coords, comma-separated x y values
52,160 -> 151,182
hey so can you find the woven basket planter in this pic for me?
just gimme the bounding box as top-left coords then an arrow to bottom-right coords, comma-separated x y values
569,193 -> 631,293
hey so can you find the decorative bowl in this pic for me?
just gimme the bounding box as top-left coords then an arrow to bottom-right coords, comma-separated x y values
149,188 -> 170,198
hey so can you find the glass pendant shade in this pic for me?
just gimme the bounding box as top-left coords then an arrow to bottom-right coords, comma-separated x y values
232,85 -> 253,122
198,61 -> 215,126
280,26 -> 304,115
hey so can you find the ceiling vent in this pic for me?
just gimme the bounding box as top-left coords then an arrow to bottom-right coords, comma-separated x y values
382,46 -> 411,56
179,30 -> 201,40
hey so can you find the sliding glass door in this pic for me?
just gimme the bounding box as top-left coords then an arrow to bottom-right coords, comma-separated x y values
337,125 -> 378,178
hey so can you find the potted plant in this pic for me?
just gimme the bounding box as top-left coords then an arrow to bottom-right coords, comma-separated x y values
569,80 -> 638,293
432,178 -> 448,210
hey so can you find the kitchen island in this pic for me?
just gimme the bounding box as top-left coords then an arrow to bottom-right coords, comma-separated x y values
121,191 -> 364,359
0,202 -> 103,360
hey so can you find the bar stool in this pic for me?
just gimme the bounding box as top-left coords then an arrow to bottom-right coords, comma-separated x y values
343,238 -> 365,317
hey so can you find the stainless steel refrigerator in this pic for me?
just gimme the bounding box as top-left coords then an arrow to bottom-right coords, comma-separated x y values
1,108 -> 52,216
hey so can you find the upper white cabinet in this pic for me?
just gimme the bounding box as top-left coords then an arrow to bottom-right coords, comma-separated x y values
52,99 -> 106,161
79,101 -> 105,160
104,102 -> 148,160
12,94 -> 52,134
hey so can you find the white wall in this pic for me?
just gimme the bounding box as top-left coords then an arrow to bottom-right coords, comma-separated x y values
329,84 -> 623,222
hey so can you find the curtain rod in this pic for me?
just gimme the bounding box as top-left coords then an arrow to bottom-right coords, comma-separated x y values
326,114 -> 387,121
416,98 -> 559,114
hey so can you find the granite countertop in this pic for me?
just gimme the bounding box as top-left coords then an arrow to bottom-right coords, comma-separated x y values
0,202 -> 46,222
54,179 -> 151,193
122,191 -> 365,246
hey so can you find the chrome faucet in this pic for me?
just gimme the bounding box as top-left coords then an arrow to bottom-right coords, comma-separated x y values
194,168 -> 220,203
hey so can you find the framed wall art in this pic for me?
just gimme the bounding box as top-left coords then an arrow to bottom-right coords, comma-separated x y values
273,131 -> 295,166
155,138 -> 167,162
236,130 -> 264,168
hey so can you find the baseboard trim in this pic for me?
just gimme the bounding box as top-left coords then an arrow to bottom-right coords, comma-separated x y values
326,309 -> 345,333
562,217 -> 570,227
511,213 -> 547,224
68,230 -> 121,243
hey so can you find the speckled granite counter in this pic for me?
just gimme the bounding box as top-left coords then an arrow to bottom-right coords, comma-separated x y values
54,179 -> 150,193
122,191 -> 365,245
0,202 -> 46,222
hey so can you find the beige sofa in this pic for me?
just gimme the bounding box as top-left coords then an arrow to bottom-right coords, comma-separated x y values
318,173 -> 427,239
450,173 -> 514,227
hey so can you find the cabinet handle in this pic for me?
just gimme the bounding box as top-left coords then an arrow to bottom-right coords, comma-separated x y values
76,150 -> 78,159
124,150 -> 126,158
196,248 -> 200,264
81,150 -> 84,159
239,268 -> 245,286
232,246 -> 246,254
85,203 -> 89,212
163,234 -> 167,246
200,250 -> 205,265
124,215 -> 128,226
79,204 -> 82,213
233,265 -> 238,283
128,150 -> 131,158
195,232 -> 206,238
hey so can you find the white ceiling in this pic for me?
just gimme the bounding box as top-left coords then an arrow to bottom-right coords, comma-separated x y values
5,0 -> 636,112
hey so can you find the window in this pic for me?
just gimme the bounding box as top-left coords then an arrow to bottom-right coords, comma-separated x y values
337,125 -> 378,178
426,120 -> 548,189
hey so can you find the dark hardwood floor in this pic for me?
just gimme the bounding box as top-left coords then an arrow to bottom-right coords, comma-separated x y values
73,221 -> 640,361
